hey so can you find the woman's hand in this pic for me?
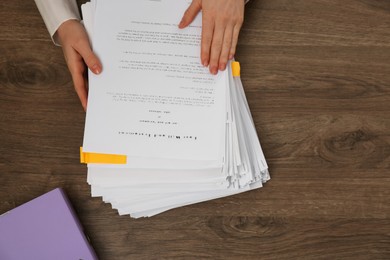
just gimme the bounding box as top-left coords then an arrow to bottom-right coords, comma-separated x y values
56,20 -> 102,111
179,0 -> 245,75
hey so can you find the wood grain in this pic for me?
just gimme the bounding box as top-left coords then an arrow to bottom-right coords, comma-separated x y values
0,0 -> 389,259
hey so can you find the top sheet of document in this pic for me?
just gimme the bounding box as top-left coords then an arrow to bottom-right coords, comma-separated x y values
83,0 -> 226,162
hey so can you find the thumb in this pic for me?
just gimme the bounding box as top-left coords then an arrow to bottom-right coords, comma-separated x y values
179,0 -> 202,29
73,39 -> 102,75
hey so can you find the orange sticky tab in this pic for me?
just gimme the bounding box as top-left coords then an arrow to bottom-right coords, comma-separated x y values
231,61 -> 240,77
80,147 -> 127,164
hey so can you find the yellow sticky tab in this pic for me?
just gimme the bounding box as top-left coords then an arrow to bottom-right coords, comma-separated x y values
80,147 -> 127,164
232,61 -> 240,77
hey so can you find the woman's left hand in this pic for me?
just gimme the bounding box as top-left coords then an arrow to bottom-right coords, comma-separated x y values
179,0 -> 245,74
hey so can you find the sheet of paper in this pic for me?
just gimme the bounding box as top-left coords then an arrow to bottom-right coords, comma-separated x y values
127,181 -> 264,218
87,167 -> 225,187
83,0 -> 227,161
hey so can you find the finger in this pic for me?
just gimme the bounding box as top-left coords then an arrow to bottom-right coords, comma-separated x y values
229,23 -> 242,60
201,15 -> 214,67
179,0 -> 202,28
73,39 -> 102,75
218,25 -> 234,71
66,50 -> 88,110
83,75 -> 89,111
208,21 -> 225,75
71,70 -> 88,110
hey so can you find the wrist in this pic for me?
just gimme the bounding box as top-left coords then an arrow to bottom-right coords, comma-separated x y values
56,19 -> 80,44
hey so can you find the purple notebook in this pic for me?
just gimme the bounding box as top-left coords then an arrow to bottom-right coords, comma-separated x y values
0,188 -> 98,260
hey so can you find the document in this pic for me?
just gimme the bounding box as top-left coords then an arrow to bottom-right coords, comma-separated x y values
83,0 -> 226,161
81,0 -> 270,218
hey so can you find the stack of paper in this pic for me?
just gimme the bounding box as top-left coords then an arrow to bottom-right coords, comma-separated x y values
81,0 -> 269,218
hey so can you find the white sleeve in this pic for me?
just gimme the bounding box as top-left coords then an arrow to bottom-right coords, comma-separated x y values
34,0 -> 81,45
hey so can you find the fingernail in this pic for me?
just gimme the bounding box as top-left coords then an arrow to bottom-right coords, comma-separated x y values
203,60 -> 209,67
178,20 -> 184,28
229,54 -> 234,60
219,63 -> 226,71
92,64 -> 101,74
211,66 -> 218,75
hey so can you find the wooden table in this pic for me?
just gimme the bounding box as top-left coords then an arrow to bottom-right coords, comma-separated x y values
1,1 -> 389,259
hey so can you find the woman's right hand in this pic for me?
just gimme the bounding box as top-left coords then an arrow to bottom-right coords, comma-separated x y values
56,19 -> 102,111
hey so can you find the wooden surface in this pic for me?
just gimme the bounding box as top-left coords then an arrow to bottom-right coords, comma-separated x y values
1,0 -> 390,259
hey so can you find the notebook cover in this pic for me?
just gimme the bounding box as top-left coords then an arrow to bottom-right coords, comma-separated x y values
0,188 -> 98,260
